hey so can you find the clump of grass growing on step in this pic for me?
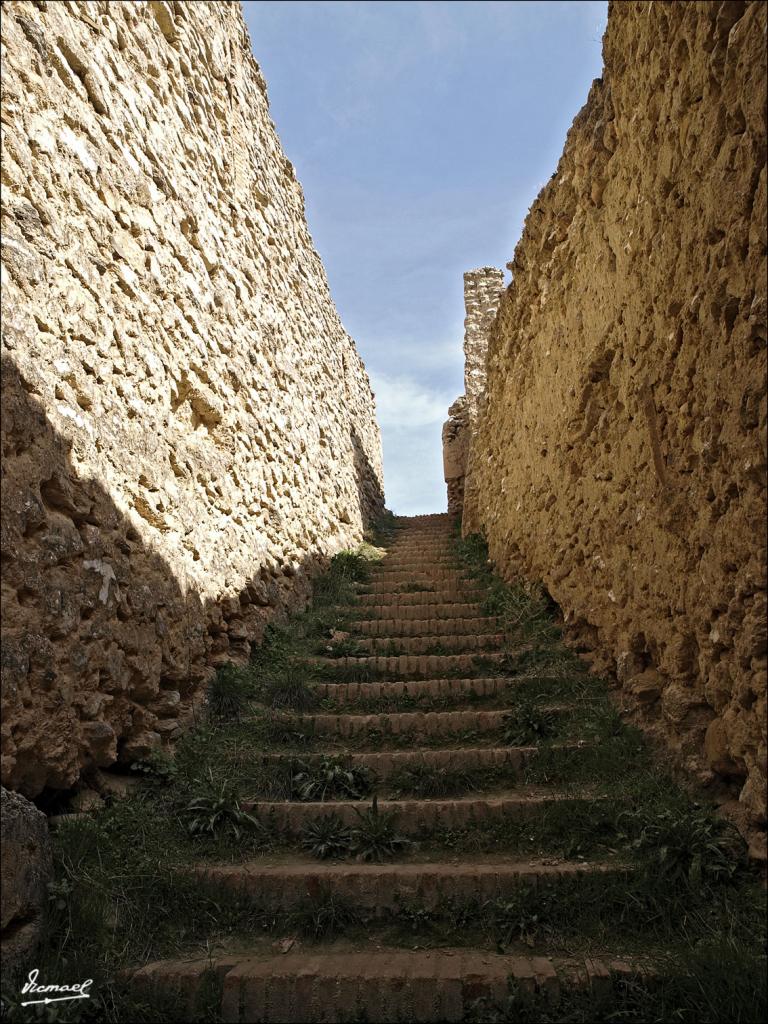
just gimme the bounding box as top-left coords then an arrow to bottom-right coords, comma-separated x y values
205,662 -> 254,719
455,533 -> 565,669
300,813 -> 354,859
252,709 -> 317,748
465,940 -> 767,1023
320,637 -> 367,657
313,550 -> 374,604
290,889 -> 362,940
129,748 -> 178,787
351,796 -> 412,862
299,802 -> 413,862
524,727 -> 650,786
256,665 -> 319,711
396,581 -> 435,593
182,770 -> 264,841
291,756 -> 374,801
363,508 -> 400,547
502,703 -> 558,745
487,887 -> 543,948
619,803 -> 747,889
388,762 -> 508,799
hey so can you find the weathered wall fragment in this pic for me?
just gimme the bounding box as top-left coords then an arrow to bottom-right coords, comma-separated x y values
465,1 -> 767,822
0,0 -> 384,796
443,268 -> 503,515
0,787 -> 53,973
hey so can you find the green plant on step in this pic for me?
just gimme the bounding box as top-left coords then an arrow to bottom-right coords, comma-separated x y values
256,709 -> 316,747
300,813 -> 354,859
321,637 -> 367,658
256,665 -> 319,711
182,770 -> 263,841
324,549 -> 374,587
291,757 -> 374,801
129,747 -> 178,787
205,662 -> 254,720
391,894 -> 437,934
370,640 -> 405,657
363,508 -> 400,547
464,940 -> 768,1024
396,581 -> 434,593
388,762 -> 493,799
502,702 -> 557,745
351,795 -> 412,862
290,888 -> 362,940
619,804 -> 746,889
487,887 -> 543,949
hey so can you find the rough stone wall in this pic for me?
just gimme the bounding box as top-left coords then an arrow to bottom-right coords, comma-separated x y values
442,397 -> 468,516
442,268 -> 503,514
465,1 -> 767,823
0,0 -> 384,797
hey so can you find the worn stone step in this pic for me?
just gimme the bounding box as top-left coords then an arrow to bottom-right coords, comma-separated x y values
243,790 -> 578,833
311,651 -> 506,679
355,616 -> 500,637
258,744 -> 536,778
315,676 -> 511,704
355,589 -> 485,606
372,567 -> 465,580
352,602 -> 486,620
378,557 -> 456,565
360,580 -> 478,597
275,707 -> 510,739
132,949 -> 640,1023
378,550 -> 456,560
352,633 -> 504,656
191,858 -> 625,913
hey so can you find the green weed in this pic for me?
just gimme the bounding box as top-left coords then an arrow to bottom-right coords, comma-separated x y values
205,662 -> 254,720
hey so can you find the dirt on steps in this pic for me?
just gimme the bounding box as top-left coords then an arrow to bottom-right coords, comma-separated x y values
132,948 -> 640,1024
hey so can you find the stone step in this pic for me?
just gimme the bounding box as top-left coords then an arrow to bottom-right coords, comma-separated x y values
355,589 -> 485,606
352,602 -> 486,620
372,567 -> 464,580
311,651 -> 506,679
132,949 -> 640,1023
274,707 -> 510,739
379,555 -> 456,567
355,616 -> 500,637
352,633 -> 505,655
383,549 -> 454,559
360,580 -> 479,597
243,790 -> 578,833
191,858 -> 624,913
314,676 -> 511,703
258,744 -> 537,778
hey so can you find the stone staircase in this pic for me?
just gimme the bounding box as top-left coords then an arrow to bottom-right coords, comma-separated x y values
130,514 -> 642,1022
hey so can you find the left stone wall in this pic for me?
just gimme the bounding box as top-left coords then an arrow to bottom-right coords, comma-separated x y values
0,0 -> 384,796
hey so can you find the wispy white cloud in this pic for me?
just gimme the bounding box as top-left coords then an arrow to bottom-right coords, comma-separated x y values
242,0 -> 608,514
370,372 -> 455,430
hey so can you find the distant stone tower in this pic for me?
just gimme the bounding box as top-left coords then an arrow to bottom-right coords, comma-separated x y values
442,267 -> 504,515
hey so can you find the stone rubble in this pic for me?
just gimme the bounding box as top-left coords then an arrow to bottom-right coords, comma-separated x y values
0,786 -> 53,973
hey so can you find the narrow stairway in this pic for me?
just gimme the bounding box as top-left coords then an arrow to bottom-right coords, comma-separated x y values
130,513 -> 646,1022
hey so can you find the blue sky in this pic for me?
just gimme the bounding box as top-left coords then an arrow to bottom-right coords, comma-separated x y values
241,0 -> 608,515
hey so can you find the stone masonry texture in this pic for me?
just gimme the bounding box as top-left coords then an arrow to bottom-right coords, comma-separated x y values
463,1 -> 767,823
442,268 -> 503,515
0,0 -> 384,796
